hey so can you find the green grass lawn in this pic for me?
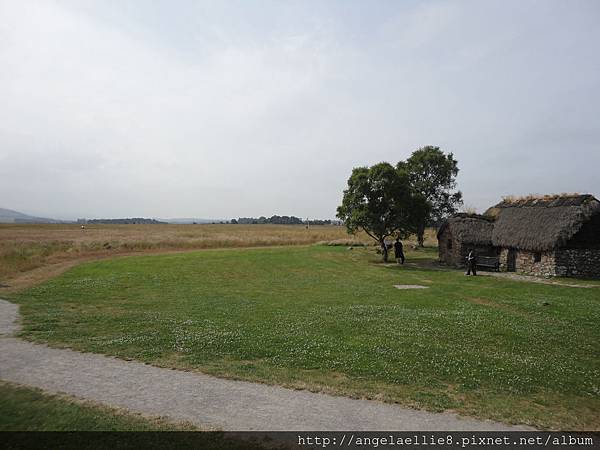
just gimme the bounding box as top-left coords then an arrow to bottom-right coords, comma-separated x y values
9,245 -> 600,430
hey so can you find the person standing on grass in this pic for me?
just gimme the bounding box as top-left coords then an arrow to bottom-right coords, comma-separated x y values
465,249 -> 477,276
394,238 -> 405,265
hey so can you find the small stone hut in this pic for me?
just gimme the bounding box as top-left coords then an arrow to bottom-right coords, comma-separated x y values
437,213 -> 496,267
487,194 -> 600,277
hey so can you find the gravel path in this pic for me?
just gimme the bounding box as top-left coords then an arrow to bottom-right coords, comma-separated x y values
0,299 -> 530,431
0,299 -> 19,336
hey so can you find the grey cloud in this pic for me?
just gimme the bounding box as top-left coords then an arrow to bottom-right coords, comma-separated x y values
1,0 -> 598,219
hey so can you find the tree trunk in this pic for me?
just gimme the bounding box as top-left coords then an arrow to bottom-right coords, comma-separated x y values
417,223 -> 425,248
380,240 -> 389,262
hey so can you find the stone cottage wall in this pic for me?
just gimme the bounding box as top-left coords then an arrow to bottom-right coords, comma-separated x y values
555,214 -> 600,278
555,249 -> 600,278
516,250 -> 557,277
499,248 -> 557,276
498,248 -> 508,271
498,248 -> 600,278
438,228 -> 462,267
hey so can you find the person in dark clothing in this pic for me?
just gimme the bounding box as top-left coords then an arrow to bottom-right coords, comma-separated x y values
394,238 -> 405,265
465,249 -> 477,276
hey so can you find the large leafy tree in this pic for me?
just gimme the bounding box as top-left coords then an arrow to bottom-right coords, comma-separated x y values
337,162 -> 428,262
399,146 -> 462,247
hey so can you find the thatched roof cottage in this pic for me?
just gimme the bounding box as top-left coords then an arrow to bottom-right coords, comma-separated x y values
438,194 -> 600,278
488,194 -> 600,277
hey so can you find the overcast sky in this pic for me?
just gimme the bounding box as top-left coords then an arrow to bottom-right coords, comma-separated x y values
1,0 -> 599,220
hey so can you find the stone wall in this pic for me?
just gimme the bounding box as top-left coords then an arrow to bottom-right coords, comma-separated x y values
555,249 -> 600,278
516,250 -> 557,277
498,248 -> 514,272
498,247 -> 600,278
498,248 -> 556,276
498,248 -> 507,271
438,227 -> 462,266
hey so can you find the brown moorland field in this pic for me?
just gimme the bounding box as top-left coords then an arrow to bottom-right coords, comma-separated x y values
0,224 -> 435,291
0,223 -> 437,292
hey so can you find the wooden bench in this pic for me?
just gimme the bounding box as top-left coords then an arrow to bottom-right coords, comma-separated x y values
476,256 -> 500,271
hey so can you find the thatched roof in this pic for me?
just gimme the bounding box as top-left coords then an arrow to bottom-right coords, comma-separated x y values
490,194 -> 600,251
437,213 -> 495,246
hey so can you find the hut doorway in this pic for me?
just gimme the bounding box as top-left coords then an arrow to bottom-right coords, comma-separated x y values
507,249 -> 517,272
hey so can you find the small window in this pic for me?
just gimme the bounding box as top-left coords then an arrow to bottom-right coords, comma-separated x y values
447,239 -> 453,250
534,252 -> 541,263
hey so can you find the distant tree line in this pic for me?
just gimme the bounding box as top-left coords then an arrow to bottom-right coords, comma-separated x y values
307,219 -> 336,225
231,216 -> 338,225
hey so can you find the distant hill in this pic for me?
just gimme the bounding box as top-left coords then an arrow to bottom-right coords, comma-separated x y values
0,208 -> 60,224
